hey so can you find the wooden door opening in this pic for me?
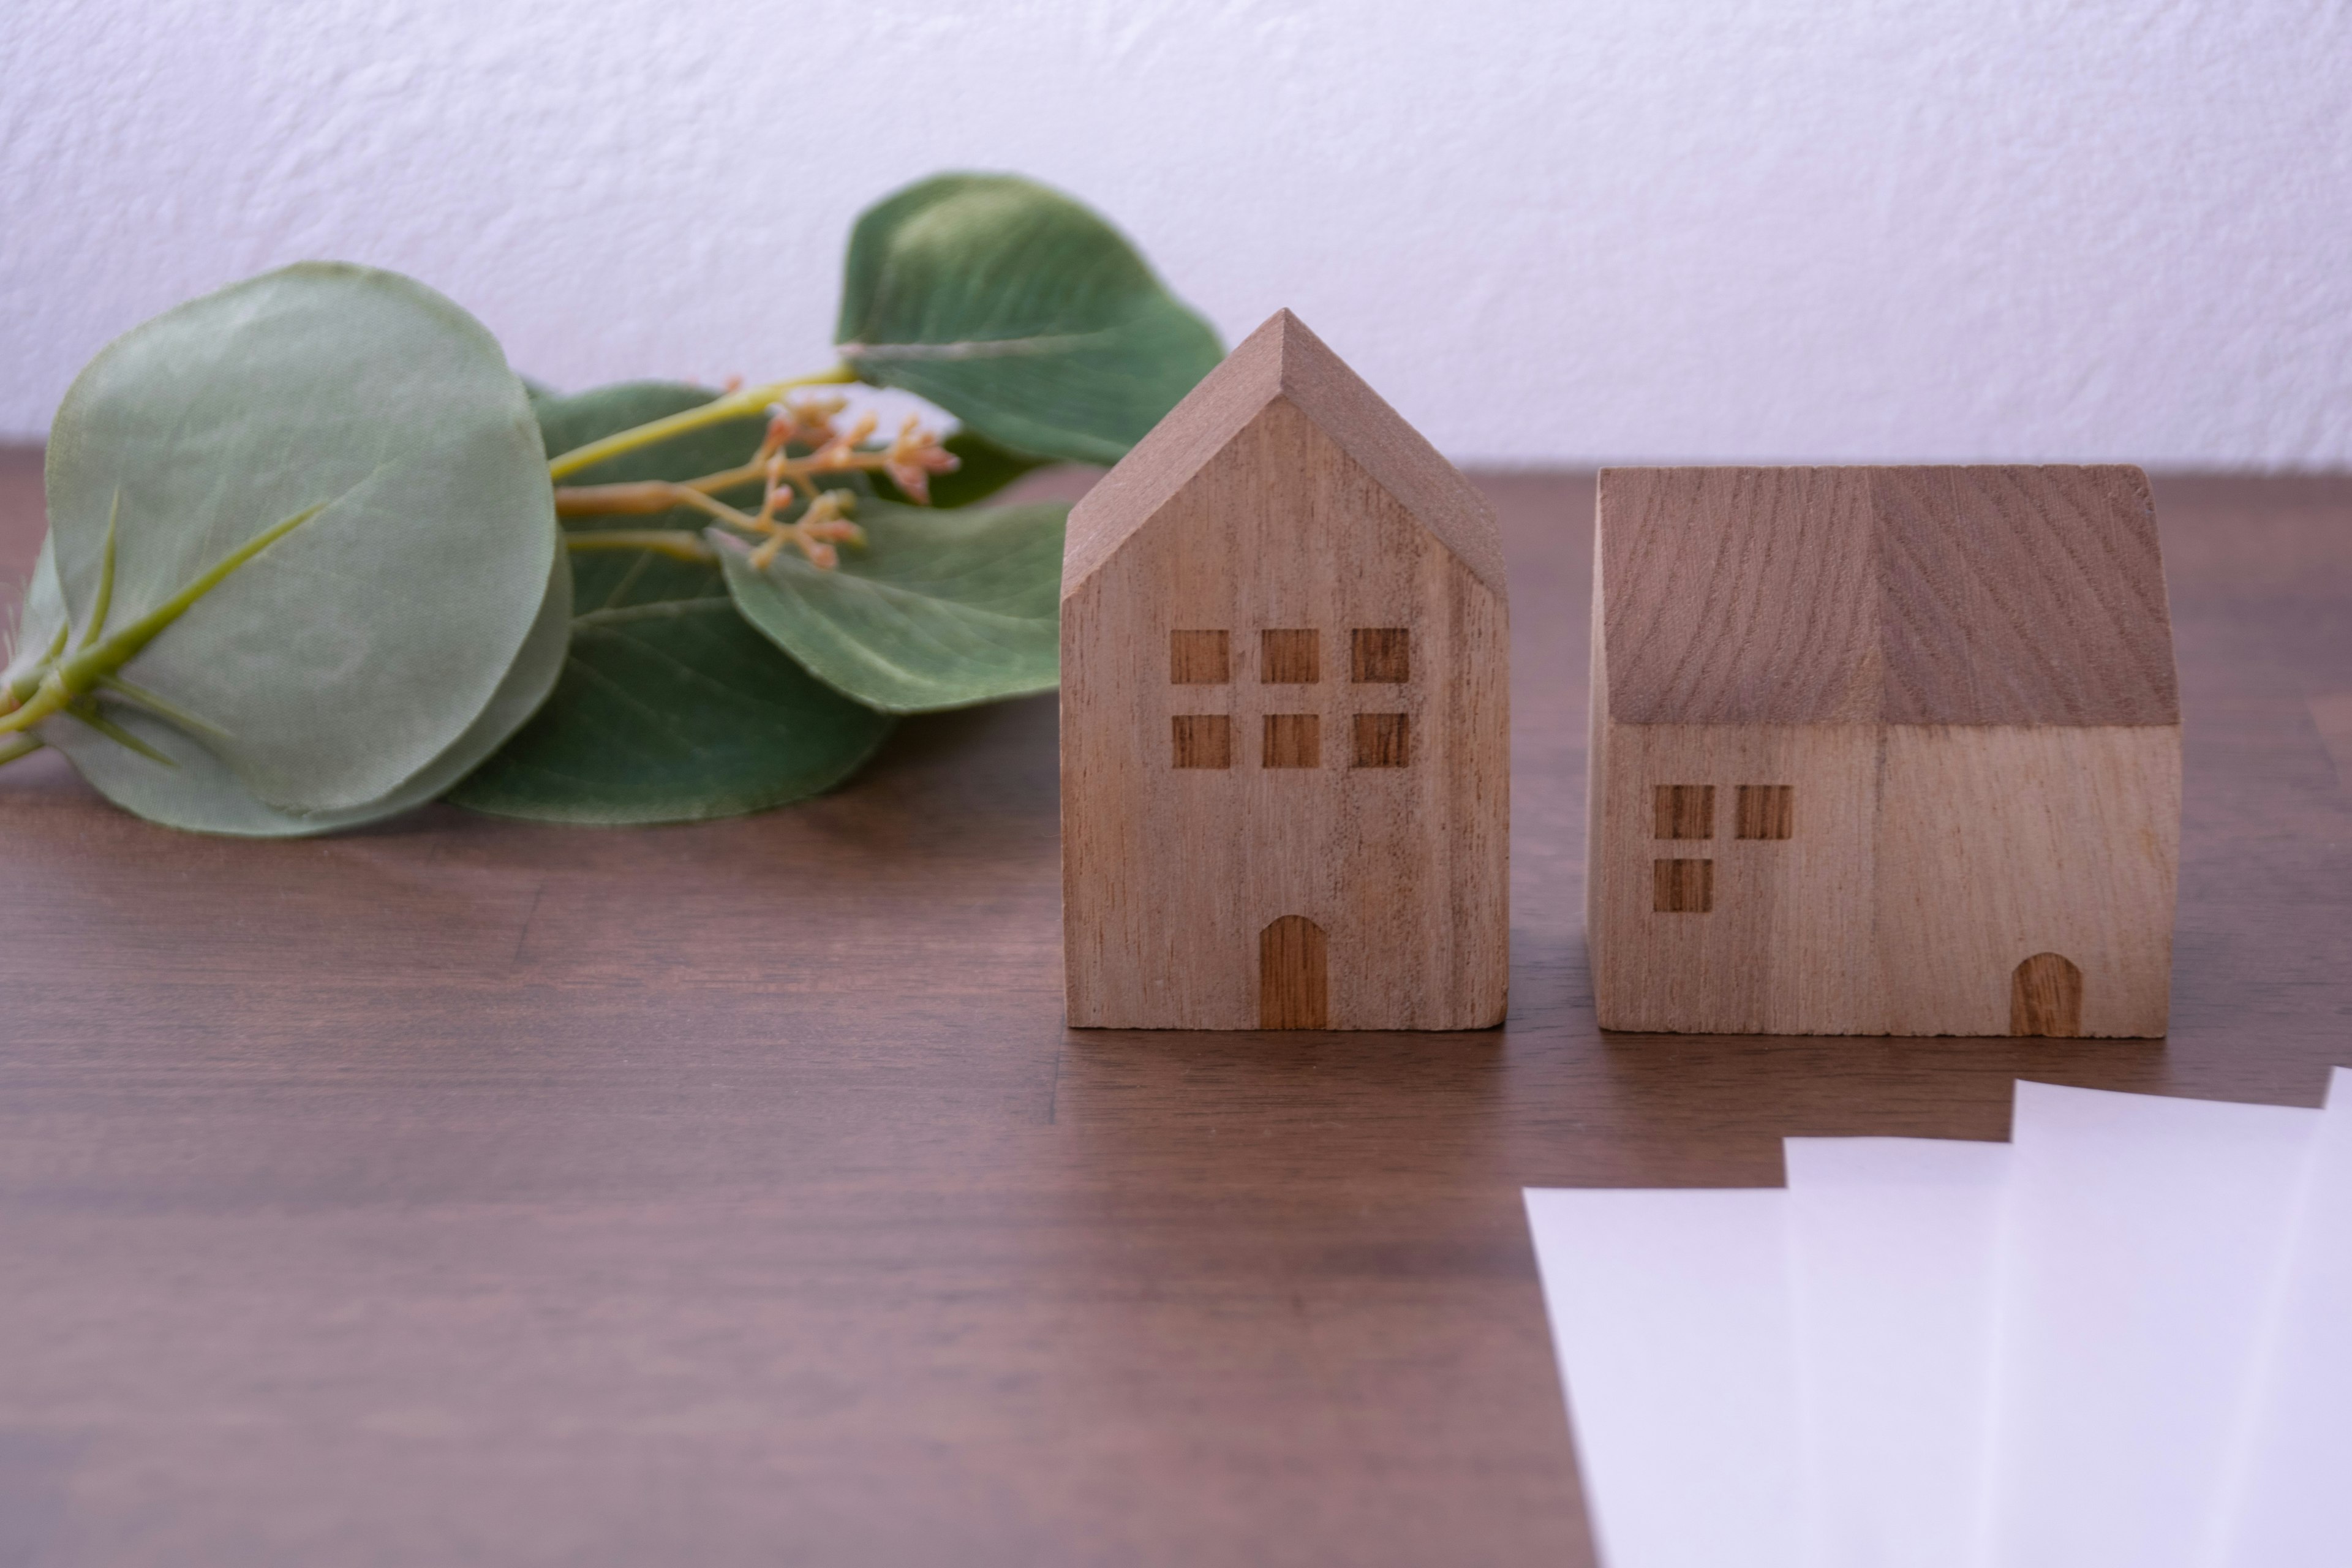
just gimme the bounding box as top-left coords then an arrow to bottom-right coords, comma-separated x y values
2011,952 -> 2083,1037
1259,916 -> 1329,1029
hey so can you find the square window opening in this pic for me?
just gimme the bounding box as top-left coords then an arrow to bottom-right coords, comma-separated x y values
1352,628 -> 1410,683
1352,712 -> 1410,767
1172,714 -> 1232,768
1654,858 -> 1714,913
1736,785 -> 1794,839
1170,630 -> 1231,685
1261,629 -> 1320,684
1654,785 -> 1715,840
1263,713 -> 1321,767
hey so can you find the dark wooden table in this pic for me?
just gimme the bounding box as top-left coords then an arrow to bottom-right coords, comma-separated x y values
2,447 -> 2347,1567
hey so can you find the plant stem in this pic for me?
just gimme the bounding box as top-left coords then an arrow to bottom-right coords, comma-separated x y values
562,530 -> 718,564
554,445 -> 905,518
79,491 -> 121,650
560,482 -> 756,531
555,478 -> 754,516
545,367 -> 858,481
1,500 -> 329,736
0,733 -> 42,768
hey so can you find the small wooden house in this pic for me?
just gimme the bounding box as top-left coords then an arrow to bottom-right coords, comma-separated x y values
1061,311 -> 1509,1030
1588,465 -> 2180,1038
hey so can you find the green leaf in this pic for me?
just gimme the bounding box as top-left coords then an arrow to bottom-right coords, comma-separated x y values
6,537 -> 573,836
719,497 -> 1066,714
24,263 -> 561,817
448,383 -> 895,824
534,380 -> 767,512
834,173 -> 1223,466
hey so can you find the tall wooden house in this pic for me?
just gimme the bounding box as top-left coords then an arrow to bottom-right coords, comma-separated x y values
1061,311 -> 1509,1030
1588,465 -> 2181,1038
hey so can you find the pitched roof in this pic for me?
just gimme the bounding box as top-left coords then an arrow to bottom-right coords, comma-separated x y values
1062,309 -> 1504,597
1598,465 -> 2178,726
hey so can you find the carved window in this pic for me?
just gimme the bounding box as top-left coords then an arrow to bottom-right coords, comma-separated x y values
1654,785 -> 1714,840
1172,715 -> 1232,769
1263,713 -> 1321,768
1352,713 -> 1409,767
1261,629 -> 1320,684
1170,630 -> 1230,684
1735,785 -> 1794,840
1352,628 -> 1410,683
1654,859 -> 1714,913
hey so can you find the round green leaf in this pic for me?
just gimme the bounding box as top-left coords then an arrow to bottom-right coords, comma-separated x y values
719,497 -> 1066,715
448,383 -> 897,825
834,173 -> 1223,466
33,263 -> 559,814
8,538 -> 571,835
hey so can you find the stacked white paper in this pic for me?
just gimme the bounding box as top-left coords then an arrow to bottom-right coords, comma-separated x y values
1524,1071 -> 2350,1568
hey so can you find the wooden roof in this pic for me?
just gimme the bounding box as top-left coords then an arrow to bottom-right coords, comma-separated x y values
1598,465 -> 2179,726
1062,309 -> 1505,598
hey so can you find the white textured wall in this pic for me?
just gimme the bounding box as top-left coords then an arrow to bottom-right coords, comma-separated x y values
4,0 -> 2348,466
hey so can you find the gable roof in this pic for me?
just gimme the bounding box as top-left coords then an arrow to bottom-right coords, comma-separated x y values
1062,309 -> 1505,597
1598,465 -> 2178,726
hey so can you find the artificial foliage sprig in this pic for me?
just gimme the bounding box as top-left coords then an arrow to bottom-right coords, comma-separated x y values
1,172 -> 1223,833
551,394 -> 963,568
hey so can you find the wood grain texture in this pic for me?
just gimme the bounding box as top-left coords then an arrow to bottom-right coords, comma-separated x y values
1171,713 -> 1231,769
2,447 -> 2351,1568
1590,466 -> 2182,1036
1654,783 -> 1714,840
1063,311 -> 1506,603
1734,783 -> 1794,840
1169,628 -> 1230,684
1261,711 -> 1321,769
2011,952 -> 2084,1037
1061,313 -> 1508,1030
1257,914 -> 1329,1028
2312,693 -> 2352,791
1260,627 -> 1321,684
1353,627 -> 1411,683
1599,465 -> 2177,725
1354,711 -> 1410,768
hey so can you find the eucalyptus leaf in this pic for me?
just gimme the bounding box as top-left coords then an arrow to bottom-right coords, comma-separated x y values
450,383 -> 895,824
835,173 -> 1223,466
10,538 -> 573,835
26,263 -> 559,815
535,380 -> 769,508
719,497 -> 1065,714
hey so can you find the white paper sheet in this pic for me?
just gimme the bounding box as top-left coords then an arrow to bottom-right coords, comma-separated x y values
1982,1082 -> 2321,1568
2209,1066 -> 2352,1568
1784,1137 -> 2011,1568
1522,1188 -> 1802,1568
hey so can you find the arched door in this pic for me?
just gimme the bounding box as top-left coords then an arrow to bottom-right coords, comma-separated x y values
1259,916 -> 1329,1030
2011,952 -> 2083,1037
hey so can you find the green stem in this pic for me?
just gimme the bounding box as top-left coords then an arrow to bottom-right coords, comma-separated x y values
0,733 -> 42,768
78,490 -> 122,650
99,674 -> 232,739
67,700 -> 176,767
1,500 -> 329,735
545,366 -> 858,481
73,501 -> 329,679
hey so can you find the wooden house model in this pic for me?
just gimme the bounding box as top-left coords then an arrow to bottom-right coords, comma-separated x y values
1589,466 -> 2180,1037
1060,311 -> 1509,1030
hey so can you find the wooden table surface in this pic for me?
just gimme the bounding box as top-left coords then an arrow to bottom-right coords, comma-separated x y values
2,447 -> 2348,1567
